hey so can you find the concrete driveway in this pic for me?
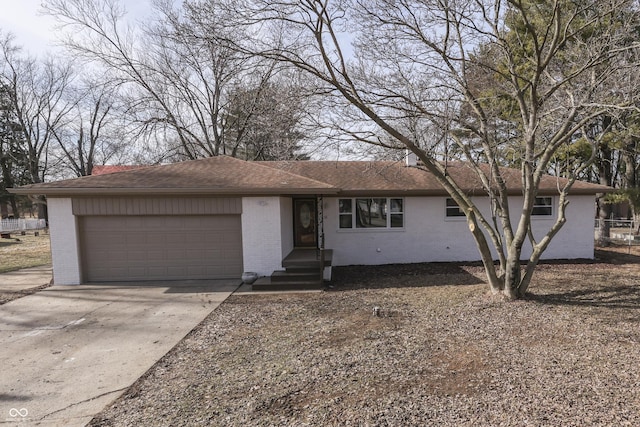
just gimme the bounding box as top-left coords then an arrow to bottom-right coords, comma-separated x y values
0,265 -> 52,293
0,280 -> 239,426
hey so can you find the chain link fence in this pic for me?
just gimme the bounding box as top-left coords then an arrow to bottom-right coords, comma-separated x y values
594,219 -> 639,247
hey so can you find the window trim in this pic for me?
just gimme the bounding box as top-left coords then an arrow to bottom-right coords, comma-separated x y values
532,196 -> 553,217
443,196 -> 555,220
338,197 -> 405,230
445,198 -> 466,219
338,199 -> 353,229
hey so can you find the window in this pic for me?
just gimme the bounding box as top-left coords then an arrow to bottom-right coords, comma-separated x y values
532,197 -> 553,216
339,199 -> 353,228
389,198 -> 404,228
445,198 -> 465,217
356,198 -> 386,228
339,198 -> 404,229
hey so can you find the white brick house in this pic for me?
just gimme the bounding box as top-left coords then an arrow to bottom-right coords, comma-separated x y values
12,156 -> 609,288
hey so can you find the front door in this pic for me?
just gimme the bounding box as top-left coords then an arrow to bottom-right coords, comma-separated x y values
293,198 -> 317,247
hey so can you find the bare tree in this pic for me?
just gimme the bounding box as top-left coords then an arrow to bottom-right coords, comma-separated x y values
219,0 -> 640,299
0,77 -> 27,217
43,0 -> 314,161
0,31 -> 76,217
223,78 -> 310,160
49,78 -> 128,177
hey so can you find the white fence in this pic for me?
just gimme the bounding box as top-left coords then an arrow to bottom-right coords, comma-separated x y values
0,218 -> 47,232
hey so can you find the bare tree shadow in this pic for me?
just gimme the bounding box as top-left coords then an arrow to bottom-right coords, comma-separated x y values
0,393 -> 31,402
0,239 -> 20,248
527,285 -> 640,311
594,247 -> 640,265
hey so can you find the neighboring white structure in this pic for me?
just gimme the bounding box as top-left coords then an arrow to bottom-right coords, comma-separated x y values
11,156 -> 609,286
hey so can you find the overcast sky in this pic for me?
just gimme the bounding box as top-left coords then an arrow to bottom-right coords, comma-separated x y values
0,1 -> 154,56
0,0 -> 57,54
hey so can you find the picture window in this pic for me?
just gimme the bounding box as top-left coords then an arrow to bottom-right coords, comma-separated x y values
338,198 -> 404,229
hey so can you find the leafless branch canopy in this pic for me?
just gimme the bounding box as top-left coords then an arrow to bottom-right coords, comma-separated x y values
220,0 -> 640,297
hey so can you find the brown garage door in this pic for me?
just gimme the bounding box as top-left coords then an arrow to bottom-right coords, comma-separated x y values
80,215 -> 243,282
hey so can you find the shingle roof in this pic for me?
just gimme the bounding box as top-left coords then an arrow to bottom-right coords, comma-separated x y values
92,165 -> 146,175
12,156 -> 338,196
259,160 -> 611,196
11,156 -> 611,196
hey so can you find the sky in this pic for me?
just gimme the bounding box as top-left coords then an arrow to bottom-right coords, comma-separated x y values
0,1 -> 153,56
0,0 -> 58,54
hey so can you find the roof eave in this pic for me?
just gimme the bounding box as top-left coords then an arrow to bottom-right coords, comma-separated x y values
331,188 -> 611,197
336,189 -> 450,197
9,187 -> 340,197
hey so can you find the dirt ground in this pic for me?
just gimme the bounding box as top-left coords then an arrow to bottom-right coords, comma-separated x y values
88,244 -> 640,426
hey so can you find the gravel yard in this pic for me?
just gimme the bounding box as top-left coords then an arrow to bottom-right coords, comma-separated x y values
90,246 -> 640,426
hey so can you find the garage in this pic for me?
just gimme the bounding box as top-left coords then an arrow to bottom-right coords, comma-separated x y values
11,156 -> 340,285
74,196 -> 243,282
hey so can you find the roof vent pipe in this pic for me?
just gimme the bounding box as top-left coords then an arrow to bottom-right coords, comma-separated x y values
405,149 -> 418,167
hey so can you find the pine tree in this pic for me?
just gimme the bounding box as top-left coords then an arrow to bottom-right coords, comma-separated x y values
0,84 -> 28,218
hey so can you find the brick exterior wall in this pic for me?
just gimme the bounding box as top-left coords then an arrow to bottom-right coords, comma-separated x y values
323,195 -> 595,266
241,197 -> 287,277
48,198 -> 82,285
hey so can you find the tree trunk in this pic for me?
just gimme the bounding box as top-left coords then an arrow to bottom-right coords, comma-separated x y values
621,136 -> 639,233
0,156 -> 20,217
596,139 -> 613,245
597,196 -> 611,246
502,248 -> 523,300
9,196 -> 19,218
34,195 -> 47,220
466,211 -> 504,295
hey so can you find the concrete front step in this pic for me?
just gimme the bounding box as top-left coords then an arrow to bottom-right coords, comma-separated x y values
255,248 -> 332,291
282,249 -> 333,268
270,270 -> 321,283
282,260 -> 323,269
252,277 -> 323,291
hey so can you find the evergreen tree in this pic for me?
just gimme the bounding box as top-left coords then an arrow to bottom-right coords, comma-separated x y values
0,83 -> 28,218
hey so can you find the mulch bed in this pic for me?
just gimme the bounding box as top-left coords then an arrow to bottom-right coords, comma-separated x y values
87,245 -> 640,426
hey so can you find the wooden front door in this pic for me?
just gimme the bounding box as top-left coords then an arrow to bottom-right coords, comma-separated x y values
293,198 -> 317,247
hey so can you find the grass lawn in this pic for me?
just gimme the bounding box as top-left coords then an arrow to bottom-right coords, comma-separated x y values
89,245 -> 640,427
0,231 -> 51,273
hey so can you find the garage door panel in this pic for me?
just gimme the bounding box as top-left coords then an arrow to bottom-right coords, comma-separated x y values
143,249 -> 166,258
124,233 -> 144,244
107,252 -> 129,263
145,234 -> 167,245
227,251 -> 242,261
128,267 -> 146,276
127,250 -> 150,260
166,265 -> 188,276
81,215 -> 243,282
204,249 -> 221,259
187,266 -> 208,276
